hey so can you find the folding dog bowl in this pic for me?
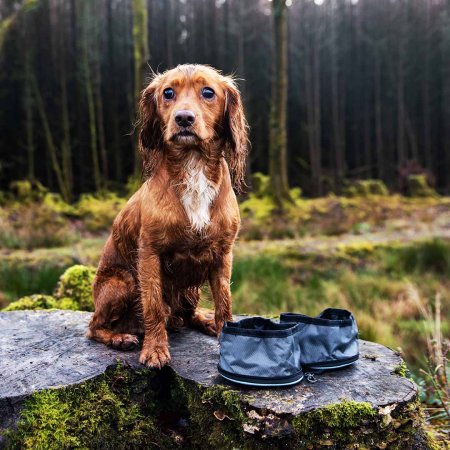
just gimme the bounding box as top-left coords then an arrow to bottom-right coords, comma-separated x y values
218,317 -> 304,387
280,308 -> 359,371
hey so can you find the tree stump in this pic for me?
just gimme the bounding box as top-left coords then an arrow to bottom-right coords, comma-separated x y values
0,310 -> 431,449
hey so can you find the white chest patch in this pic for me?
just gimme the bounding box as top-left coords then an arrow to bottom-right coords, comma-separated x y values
181,157 -> 218,232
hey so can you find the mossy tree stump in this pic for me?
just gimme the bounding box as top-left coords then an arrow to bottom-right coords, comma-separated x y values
0,311 -> 432,449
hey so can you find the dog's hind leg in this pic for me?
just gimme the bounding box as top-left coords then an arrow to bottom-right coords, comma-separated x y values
179,288 -> 217,336
87,268 -> 140,350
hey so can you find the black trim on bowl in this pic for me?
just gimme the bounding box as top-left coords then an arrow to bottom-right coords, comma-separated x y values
303,354 -> 359,369
222,317 -> 302,338
217,365 -> 304,386
280,310 -> 354,327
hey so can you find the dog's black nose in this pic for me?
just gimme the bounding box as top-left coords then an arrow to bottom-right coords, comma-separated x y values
175,110 -> 196,128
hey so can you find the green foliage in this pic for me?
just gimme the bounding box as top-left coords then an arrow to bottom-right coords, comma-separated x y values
42,193 -> 77,216
407,175 -> 437,198
0,201 -> 77,249
54,265 -> 96,311
8,179 -> 47,203
2,294 -> 58,311
344,179 -> 389,197
76,192 -> 126,232
126,174 -> 143,197
240,192 -> 275,222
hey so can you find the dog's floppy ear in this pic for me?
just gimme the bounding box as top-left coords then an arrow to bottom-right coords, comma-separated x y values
223,77 -> 249,192
138,79 -> 163,178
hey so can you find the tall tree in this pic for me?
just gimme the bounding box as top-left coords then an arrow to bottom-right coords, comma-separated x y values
80,0 -> 102,191
132,0 -> 149,173
269,0 -> 291,206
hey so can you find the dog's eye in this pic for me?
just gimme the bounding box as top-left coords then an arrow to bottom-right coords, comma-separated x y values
201,87 -> 215,100
163,88 -> 175,100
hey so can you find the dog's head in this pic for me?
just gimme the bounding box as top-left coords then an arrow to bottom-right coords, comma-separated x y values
138,64 -> 248,190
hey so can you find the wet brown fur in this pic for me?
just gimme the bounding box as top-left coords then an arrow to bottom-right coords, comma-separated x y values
87,65 -> 248,368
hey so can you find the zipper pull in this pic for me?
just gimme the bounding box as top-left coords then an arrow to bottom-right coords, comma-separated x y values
305,372 -> 317,383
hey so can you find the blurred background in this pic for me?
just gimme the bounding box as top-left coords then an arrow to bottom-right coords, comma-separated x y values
0,0 -> 448,441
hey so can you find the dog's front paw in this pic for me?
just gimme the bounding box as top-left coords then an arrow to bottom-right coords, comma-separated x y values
139,345 -> 171,369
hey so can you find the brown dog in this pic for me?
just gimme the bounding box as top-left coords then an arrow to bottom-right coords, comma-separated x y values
87,64 -> 248,368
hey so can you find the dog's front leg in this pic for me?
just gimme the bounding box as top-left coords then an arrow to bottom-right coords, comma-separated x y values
138,248 -> 171,368
209,250 -> 233,336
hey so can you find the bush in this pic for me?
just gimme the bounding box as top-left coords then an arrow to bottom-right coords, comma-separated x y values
76,192 -> 126,232
9,179 -> 47,203
2,294 -> 58,311
407,175 -> 437,198
344,179 -> 389,197
54,265 -> 96,311
2,265 -> 96,312
0,202 -> 76,249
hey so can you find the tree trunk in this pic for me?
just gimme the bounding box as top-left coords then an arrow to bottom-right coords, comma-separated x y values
422,0 -> 432,171
396,26 -> 406,168
330,1 -> 344,192
132,0 -> 150,174
107,0 -> 122,182
374,50 -> 384,180
269,0 -> 291,207
81,0 -> 101,191
23,25 -> 35,180
57,0 -> 73,201
31,75 -> 69,201
312,7 -> 323,196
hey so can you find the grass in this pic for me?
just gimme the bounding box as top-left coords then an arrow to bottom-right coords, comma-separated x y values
0,263 -> 65,307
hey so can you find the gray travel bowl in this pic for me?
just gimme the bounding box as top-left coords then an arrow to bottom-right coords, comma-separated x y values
218,317 -> 304,387
280,308 -> 359,371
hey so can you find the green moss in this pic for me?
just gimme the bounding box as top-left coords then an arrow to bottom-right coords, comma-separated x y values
56,297 -> 81,311
3,363 -> 429,450
2,294 -> 58,311
4,366 -> 172,450
407,175 -> 437,198
54,265 -> 96,311
291,399 -> 425,449
424,430 -> 444,450
393,361 -> 409,378
292,400 -> 376,432
169,376 -> 247,449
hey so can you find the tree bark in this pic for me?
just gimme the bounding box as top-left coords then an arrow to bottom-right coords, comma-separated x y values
31,75 -> 69,201
132,0 -> 150,174
269,0 -> 291,207
81,0 -> 102,191
330,1 -> 345,191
